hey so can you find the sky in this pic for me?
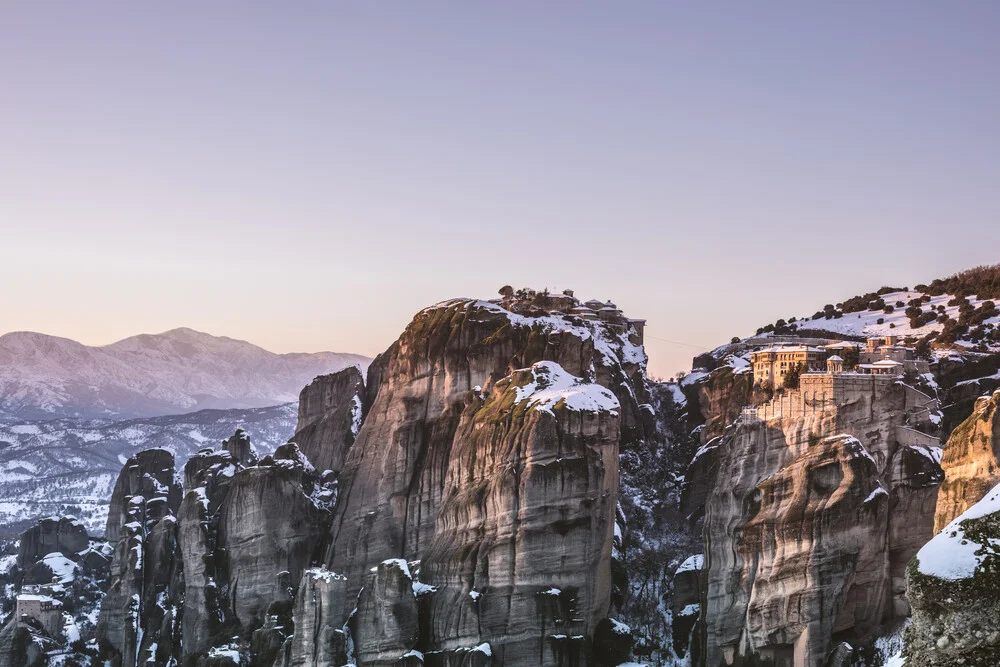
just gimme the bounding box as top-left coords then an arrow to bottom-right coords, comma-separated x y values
2,2 -> 999,378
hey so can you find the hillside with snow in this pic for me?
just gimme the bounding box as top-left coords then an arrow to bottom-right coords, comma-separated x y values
763,288 -> 1000,348
745,266 -> 1000,355
0,403 -> 298,535
0,327 -> 369,419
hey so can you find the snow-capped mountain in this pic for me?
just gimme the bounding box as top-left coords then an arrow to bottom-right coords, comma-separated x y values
0,403 -> 298,536
0,327 -> 369,419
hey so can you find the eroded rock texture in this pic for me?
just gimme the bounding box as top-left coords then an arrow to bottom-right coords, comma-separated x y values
96,448 -> 183,667
178,447 -> 243,660
905,482 -> 1000,666
935,388 -> 1000,532
16,515 -> 89,569
282,568 -> 349,667
419,361 -> 620,664
224,427 -> 259,467
703,374 -> 943,667
218,443 -> 332,636
312,298 -> 649,665
292,366 -> 365,475
353,559 -> 421,666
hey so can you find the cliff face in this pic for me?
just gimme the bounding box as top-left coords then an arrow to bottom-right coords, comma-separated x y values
218,443 -> 332,636
92,432 -> 336,666
291,366 -> 365,475
419,361 -> 620,664
87,292 -> 665,665
96,448 -> 183,667
905,482 -> 1000,666
935,389 -> 1000,532
314,298 -> 649,664
703,374 -> 943,667
683,360 -> 754,442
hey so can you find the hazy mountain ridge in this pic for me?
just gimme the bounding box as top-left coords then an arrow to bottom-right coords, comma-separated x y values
0,327 -> 369,419
0,403 -> 298,536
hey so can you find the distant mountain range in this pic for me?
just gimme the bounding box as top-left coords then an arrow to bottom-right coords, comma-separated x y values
0,327 -> 369,419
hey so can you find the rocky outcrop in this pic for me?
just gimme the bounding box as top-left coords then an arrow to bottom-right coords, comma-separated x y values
353,559 -> 420,666
904,482 -> 1000,666
282,568 -> 349,667
935,389 -> 1000,532
703,373 -> 944,667
178,448 -> 243,660
418,361 -> 620,664
682,360 -> 754,442
305,297 -> 650,664
324,300 -> 647,617
0,621 -> 55,667
16,516 -> 89,569
224,427 -> 259,467
886,443 -> 944,616
291,366 -> 365,475
218,442 -> 332,638
670,555 -> 704,661
96,448 -> 183,667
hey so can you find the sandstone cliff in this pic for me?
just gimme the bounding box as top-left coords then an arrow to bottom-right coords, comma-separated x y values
291,366 -> 365,475
702,374 -> 943,666
96,448 -> 183,666
934,388 -> 1000,532
312,297 -> 650,665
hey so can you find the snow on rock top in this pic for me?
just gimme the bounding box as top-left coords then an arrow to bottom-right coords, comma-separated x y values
676,554 -> 705,574
422,297 -> 648,375
916,481 -> 1000,580
513,362 -> 621,415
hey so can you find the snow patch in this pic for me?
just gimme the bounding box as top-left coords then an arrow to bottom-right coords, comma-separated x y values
916,481 -> 1000,580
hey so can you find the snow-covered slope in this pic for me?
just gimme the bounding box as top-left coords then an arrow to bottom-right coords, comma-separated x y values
0,327 -> 369,419
776,289 -> 1000,345
0,403 -> 298,536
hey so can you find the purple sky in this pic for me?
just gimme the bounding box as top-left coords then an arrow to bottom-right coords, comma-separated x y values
2,2 -> 999,377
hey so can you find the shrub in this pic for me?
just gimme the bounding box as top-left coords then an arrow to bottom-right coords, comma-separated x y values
877,318 -> 885,324
895,301 -> 905,308
884,305 -> 895,314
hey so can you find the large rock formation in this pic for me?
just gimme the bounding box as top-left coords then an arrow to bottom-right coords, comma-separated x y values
218,442 -> 332,635
177,447 -> 244,660
96,448 -> 183,667
16,516 -> 89,569
904,481 -> 1000,666
682,359 -> 755,442
291,366 -> 365,475
352,559 -> 421,666
281,568 -> 349,667
419,361 -> 620,663
310,296 -> 650,664
934,388 -> 1000,532
703,373 -> 943,666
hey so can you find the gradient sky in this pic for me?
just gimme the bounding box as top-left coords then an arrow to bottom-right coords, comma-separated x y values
2,2 -> 999,378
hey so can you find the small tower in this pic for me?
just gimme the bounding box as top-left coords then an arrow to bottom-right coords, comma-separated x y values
827,355 -> 844,374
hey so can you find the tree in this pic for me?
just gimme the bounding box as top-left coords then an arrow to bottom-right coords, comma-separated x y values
783,362 -> 803,390
842,347 -> 860,369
